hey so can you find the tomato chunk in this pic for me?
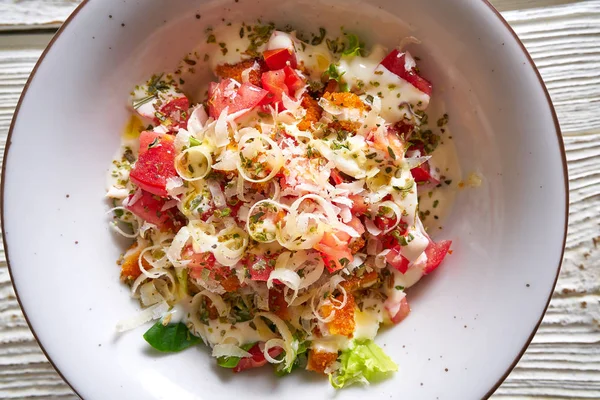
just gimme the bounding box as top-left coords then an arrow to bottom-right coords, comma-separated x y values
422,240 -> 452,274
315,231 -> 354,273
411,161 -> 440,185
244,253 -> 278,281
385,247 -> 410,274
207,79 -> 268,119
126,190 -> 180,231
186,251 -> 240,291
158,96 -> 190,129
261,70 -> 290,107
390,297 -> 410,324
283,65 -> 304,93
129,133 -> 177,197
380,49 -> 432,96
349,195 -> 368,215
263,47 -> 297,70
233,343 -> 283,373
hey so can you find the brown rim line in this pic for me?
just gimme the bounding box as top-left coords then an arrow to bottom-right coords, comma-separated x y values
0,0 -> 90,398
0,1 -> 568,399
480,0 -> 569,398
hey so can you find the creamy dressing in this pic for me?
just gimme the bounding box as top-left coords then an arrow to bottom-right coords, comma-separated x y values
311,335 -> 350,353
417,129 -> 462,232
337,46 -> 430,123
353,309 -> 382,341
202,319 -> 267,346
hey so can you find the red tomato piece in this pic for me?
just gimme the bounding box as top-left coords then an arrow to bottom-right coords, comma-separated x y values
283,66 -> 304,93
390,121 -> 414,141
261,70 -> 290,107
315,231 -> 353,273
329,169 -> 345,185
129,134 -> 177,197
385,247 -> 410,274
411,161 -> 440,185
185,250 -> 240,292
244,253 -> 276,281
374,215 -> 397,232
207,79 -> 268,120
422,240 -> 452,274
233,343 -> 284,373
263,48 -> 297,70
138,131 -> 163,155
126,190 -> 181,231
347,215 -> 365,235
380,49 -> 432,96
390,297 -> 411,324
349,195 -> 368,215
158,96 -> 190,129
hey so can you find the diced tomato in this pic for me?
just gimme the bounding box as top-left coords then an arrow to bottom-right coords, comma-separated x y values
347,215 -> 365,235
263,47 -> 297,70
422,240 -> 452,274
187,252 -> 217,277
373,129 -> 406,159
315,231 -> 354,273
207,79 -> 268,119
390,121 -> 414,141
158,96 -> 190,129
283,65 -> 304,93
261,70 -> 289,107
349,195 -> 368,215
244,253 -> 277,281
138,131 -> 163,155
126,190 -> 182,231
385,247 -> 410,274
186,251 -> 240,291
411,161 -> 440,185
374,215 -> 397,232
129,134 -> 177,197
233,343 -> 283,373
329,169 -> 345,185
390,297 -> 411,324
268,286 -> 290,320
380,49 -> 432,96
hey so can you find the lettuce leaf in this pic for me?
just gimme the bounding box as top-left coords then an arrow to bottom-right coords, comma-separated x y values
329,340 -> 398,389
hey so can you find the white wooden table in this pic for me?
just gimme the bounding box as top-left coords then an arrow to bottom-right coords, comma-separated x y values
0,1 -> 598,398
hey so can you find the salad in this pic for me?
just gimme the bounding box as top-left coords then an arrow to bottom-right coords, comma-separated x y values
107,23 -> 455,388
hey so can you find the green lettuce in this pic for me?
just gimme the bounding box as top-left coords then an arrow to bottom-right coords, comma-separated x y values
329,340 -> 398,389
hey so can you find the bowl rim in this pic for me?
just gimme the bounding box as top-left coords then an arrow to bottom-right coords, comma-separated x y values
0,0 -> 569,398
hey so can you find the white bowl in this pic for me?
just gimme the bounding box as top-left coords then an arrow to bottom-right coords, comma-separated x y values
2,0 -> 567,399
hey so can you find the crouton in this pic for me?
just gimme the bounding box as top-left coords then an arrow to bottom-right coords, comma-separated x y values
307,349 -> 339,374
328,120 -> 360,134
120,243 -> 151,282
321,292 -> 356,337
340,270 -> 379,292
298,94 -> 322,131
348,236 -> 366,255
322,92 -> 367,110
215,58 -> 265,86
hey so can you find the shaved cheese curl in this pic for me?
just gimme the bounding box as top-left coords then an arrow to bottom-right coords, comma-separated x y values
246,199 -> 289,243
212,344 -> 252,359
175,145 -> 212,181
267,269 -> 301,304
236,131 -> 284,183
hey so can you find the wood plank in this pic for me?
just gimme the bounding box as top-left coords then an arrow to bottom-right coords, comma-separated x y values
0,2 -> 599,399
0,0 -> 591,31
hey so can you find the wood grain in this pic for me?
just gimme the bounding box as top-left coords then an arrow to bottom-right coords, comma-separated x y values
0,1 -> 599,399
